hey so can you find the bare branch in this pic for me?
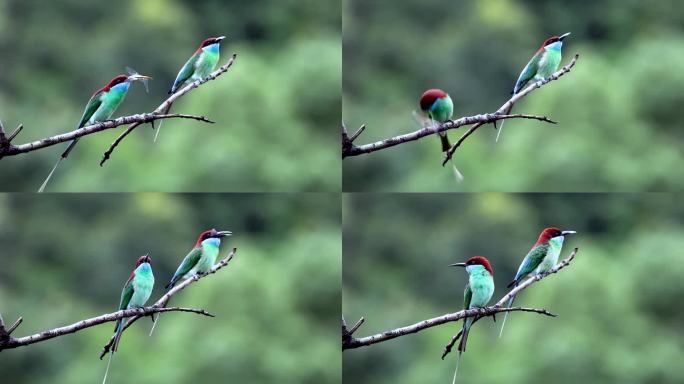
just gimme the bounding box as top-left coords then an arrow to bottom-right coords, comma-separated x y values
99,247 -> 237,358
0,54 -> 237,163
342,247 -> 578,351
342,53 -> 579,160
100,54 -> 238,165
0,248 -> 237,355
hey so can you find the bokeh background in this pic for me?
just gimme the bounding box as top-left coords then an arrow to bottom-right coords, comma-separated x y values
0,0 -> 340,192
343,0 -> 684,191
0,193 -> 341,383
343,193 -> 684,383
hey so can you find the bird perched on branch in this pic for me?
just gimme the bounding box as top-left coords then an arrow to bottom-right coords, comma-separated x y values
449,256 -> 495,384
102,254 -> 154,384
148,228 -> 232,336
38,71 -> 151,193
414,89 -> 464,181
498,227 -> 576,338
155,36 -> 226,143
496,32 -> 571,142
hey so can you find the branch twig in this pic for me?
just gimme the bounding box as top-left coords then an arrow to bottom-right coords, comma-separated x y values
100,54 -> 238,166
342,54 -> 579,161
342,247 -> 578,351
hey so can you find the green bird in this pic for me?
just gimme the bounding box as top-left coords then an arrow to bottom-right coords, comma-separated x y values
498,227 -> 576,338
415,89 -> 464,181
497,32 -> 571,142
38,71 -> 151,193
155,36 -> 226,143
449,256 -> 495,384
148,228 -> 231,336
103,254 -> 155,384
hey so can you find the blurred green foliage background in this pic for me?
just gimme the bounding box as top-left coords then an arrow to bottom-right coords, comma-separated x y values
343,0 -> 684,191
343,193 -> 684,383
0,193 -> 341,383
0,0 -> 340,192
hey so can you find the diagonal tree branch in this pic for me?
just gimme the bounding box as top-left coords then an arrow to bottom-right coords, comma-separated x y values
0,247 -> 237,355
442,54 -> 579,165
100,54 -> 238,166
99,247 -> 237,358
342,247 -> 578,351
0,53 -> 237,164
342,54 -> 579,161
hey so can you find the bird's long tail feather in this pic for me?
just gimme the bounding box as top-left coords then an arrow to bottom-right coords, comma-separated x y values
102,350 -> 114,384
451,163 -> 464,182
38,138 -> 80,193
498,294 -> 516,338
149,314 -> 160,336
38,157 -> 63,193
154,103 -> 173,143
451,352 -> 463,384
495,120 -> 505,142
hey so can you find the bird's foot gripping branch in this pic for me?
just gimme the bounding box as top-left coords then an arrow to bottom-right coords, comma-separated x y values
341,247 -> 577,351
341,54 -> 579,164
0,248 -> 236,354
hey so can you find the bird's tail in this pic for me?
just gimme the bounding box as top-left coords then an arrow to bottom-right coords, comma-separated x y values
498,294 -> 516,338
38,138 -> 80,193
111,319 -> 123,352
154,103 -> 173,143
495,120 -> 505,142
102,350 -> 114,384
451,351 -> 463,384
439,132 -> 451,152
149,314 -> 160,336
102,319 -> 123,384
451,163 -> 464,183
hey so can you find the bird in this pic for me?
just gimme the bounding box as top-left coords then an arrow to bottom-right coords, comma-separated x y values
449,256 -> 495,384
38,72 -> 152,193
498,227 -> 576,338
154,36 -> 226,143
148,228 -> 231,336
414,89 -> 464,181
102,254 -> 154,384
496,32 -> 571,142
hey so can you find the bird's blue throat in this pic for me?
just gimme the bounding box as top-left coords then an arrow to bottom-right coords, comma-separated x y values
202,237 -> 221,248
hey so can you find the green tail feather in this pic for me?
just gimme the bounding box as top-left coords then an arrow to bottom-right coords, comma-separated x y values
439,133 -> 451,152
498,295 -> 516,338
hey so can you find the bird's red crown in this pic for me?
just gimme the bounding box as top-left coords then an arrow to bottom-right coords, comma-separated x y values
194,228 -> 219,247
92,75 -> 128,97
419,89 -> 448,112
533,227 -> 563,247
465,256 -> 494,275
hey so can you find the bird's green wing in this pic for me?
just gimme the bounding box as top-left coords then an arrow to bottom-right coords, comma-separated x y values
77,91 -> 104,128
514,242 -> 549,281
171,247 -> 202,281
513,51 -> 542,94
118,275 -> 135,311
463,283 -> 472,310
171,52 -> 200,92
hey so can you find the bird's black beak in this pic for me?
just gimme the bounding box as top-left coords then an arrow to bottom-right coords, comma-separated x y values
559,32 -> 571,41
216,230 -> 232,238
561,230 -> 577,236
143,254 -> 151,263
449,262 -> 467,268
216,36 -> 227,42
